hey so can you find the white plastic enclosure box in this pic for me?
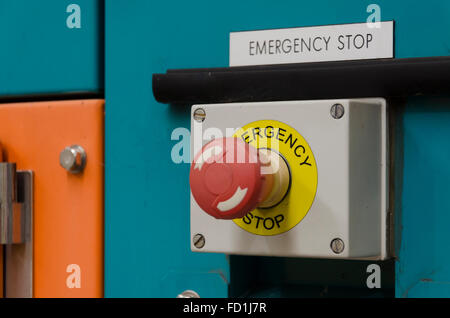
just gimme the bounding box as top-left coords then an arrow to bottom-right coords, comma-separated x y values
190,98 -> 388,260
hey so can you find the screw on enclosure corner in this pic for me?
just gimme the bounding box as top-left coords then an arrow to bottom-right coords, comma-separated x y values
193,108 -> 206,122
330,104 -> 345,119
330,238 -> 345,254
193,233 -> 205,248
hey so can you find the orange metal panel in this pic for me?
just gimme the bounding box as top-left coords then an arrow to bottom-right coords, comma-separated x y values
0,99 -> 104,298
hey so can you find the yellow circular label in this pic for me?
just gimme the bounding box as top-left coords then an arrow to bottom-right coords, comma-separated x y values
233,120 -> 318,236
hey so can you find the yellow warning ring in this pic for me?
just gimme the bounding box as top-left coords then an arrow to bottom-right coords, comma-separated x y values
233,120 -> 318,236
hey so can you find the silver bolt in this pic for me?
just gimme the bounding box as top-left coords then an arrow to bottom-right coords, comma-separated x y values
59,145 -> 87,174
193,233 -> 205,249
177,290 -> 200,298
193,108 -> 206,123
330,104 -> 345,119
330,238 -> 345,254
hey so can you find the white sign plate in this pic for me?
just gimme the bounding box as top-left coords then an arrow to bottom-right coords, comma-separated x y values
229,21 -> 394,66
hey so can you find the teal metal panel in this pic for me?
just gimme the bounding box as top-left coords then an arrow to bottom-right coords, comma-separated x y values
105,0 -> 450,297
0,0 -> 103,96
396,97 -> 450,298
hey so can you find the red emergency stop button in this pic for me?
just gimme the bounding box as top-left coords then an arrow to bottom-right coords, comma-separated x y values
190,138 -> 263,219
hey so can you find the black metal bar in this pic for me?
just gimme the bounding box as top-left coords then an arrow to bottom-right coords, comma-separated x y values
152,56 -> 450,105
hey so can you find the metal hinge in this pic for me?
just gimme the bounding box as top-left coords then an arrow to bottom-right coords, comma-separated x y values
0,162 -> 33,297
0,163 -> 32,245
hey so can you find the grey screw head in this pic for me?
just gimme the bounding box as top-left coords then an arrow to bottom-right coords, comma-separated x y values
59,145 -> 87,174
330,238 -> 345,254
193,233 -> 205,249
330,104 -> 345,119
193,108 -> 206,123
177,290 -> 200,298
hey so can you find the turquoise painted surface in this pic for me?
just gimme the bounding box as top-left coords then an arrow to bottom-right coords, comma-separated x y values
105,0 -> 450,297
396,97 -> 450,298
0,0 -> 103,96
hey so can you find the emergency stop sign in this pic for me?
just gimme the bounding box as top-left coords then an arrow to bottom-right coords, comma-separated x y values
190,137 -> 263,219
